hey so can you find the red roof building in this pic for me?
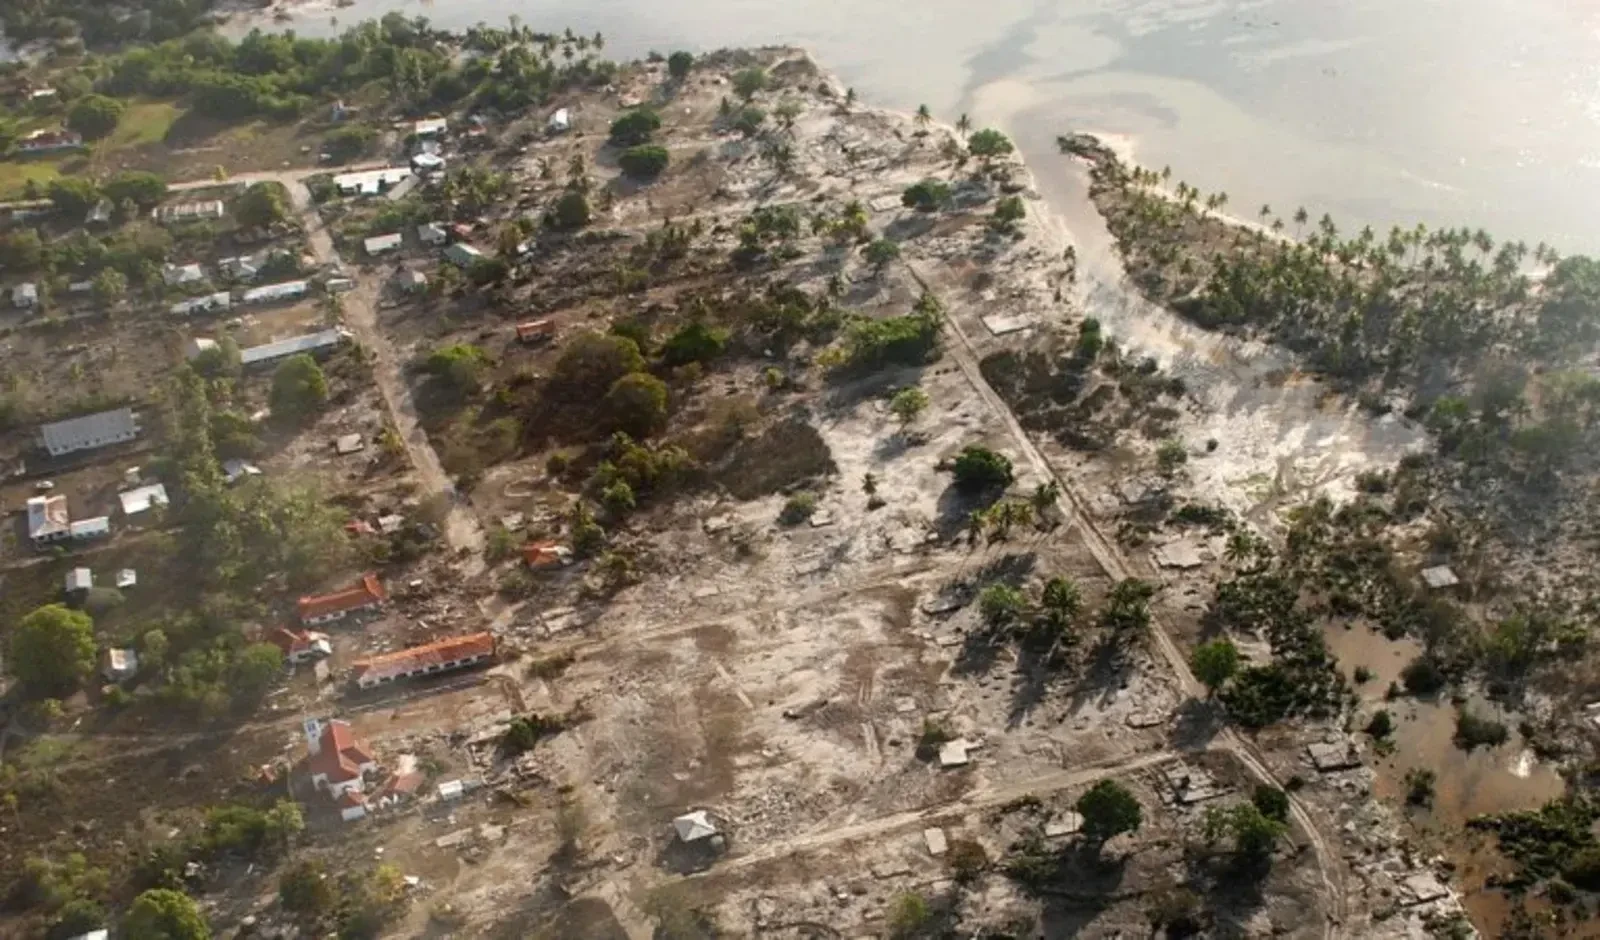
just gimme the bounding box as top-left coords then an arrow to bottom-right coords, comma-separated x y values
515,319 -> 555,343
523,540 -> 571,569
350,632 -> 497,690
298,573 -> 386,625
305,718 -> 378,796
268,627 -> 333,663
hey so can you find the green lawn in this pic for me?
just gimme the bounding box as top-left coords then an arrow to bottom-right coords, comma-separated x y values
104,100 -> 182,151
0,158 -> 64,199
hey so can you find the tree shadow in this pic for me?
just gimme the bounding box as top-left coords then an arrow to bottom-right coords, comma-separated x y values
1182,849 -> 1272,935
1166,696 -> 1226,752
1067,632 -> 1136,713
933,482 -> 1005,541
1006,635 -> 1073,729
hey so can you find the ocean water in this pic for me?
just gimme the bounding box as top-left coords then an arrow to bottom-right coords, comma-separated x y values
237,0 -> 1600,253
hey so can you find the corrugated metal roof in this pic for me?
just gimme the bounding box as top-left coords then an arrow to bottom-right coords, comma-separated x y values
39,407 -> 139,454
240,280 -> 309,304
240,328 -> 347,366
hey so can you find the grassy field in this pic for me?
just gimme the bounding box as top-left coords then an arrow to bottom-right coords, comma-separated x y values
0,158 -> 65,199
104,100 -> 182,151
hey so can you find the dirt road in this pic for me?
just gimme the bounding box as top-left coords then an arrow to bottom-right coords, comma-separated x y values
279,177 -> 486,569
907,255 -> 1349,937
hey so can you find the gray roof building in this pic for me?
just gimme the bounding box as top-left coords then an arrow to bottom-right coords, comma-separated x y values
240,328 -> 350,368
38,407 -> 141,457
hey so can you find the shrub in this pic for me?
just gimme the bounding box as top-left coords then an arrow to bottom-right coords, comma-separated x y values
1405,768 -> 1436,806
1077,317 -> 1105,359
901,179 -> 952,212
951,445 -> 1013,492
667,51 -> 694,80
323,125 -> 376,163
1156,439 -> 1188,473
886,893 -> 930,937
659,321 -> 727,367
423,343 -> 490,395
546,189 -> 591,231
608,109 -> 661,147
67,94 -> 124,140
732,68 -> 767,101
863,237 -> 901,270
967,128 -> 1014,161
991,195 -> 1026,230
601,480 -> 637,516
946,839 -> 989,883
1251,785 -> 1290,823
1454,707 -> 1509,751
732,106 -> 766,136
889,386 -> 930,426
779,492 -> 818,525
603,372 -> 670,437
979,583 -> 1026,626
1365,709 -> 1394,738
841,305 -> 939,368
619,145 -> 670,181
1400,656 -> 1445,696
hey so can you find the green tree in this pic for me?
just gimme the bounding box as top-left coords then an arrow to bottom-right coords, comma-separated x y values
914,104 -> 932,129
234,181 -> 290,230
967,128 -> 1014,162
279,860 -> 336,918
47,177 -> 101,216
863,237 -> 901,272
1251,785 -> 1290,823
269,354 -> 329,421
10,604 -> 95,694
604,372 -> 670,437
618,144 -> 670,181
667,51 -> 694,80
979,583 -> 1027,627
732,68 -> 767,101
0,229 -> 44,271
67,94 -> 124,140
546,188 -> 591,231
231,643 -> 286,705
889,386 -> 930,426
901,179 -> 951,212
103,171 -> 167,209
950,445 -> 1013,492
550,331 -> 645,400
91,268 -> 128,308
1076,779 -> 1143,850
608,109 -> 661,147
423,343 -> 490,394
1190,638 -> 1240,696
659,321 -> 727,367
991,195 -> 1026,231
1203,802 -> 1286,863
124,888 -> 209,940
1037,576 -> 1083,638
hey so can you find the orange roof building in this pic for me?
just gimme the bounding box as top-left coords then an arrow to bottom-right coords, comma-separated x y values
298,573 -> 386,625
349,632 -> 497,690
523,540 -> 571,569
304,718 -> 378,796
268,627 -> 333,663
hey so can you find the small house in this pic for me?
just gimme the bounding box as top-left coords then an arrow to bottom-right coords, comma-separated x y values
118,483 -> 169,516
268,626 -> 333,664
523,540 -> 571,569
218,256 -> 260,281
65,567 -> 93,594
27,496 -> 70,546
1421,565 -> 1460,591
547,108 -> 571,133
221,459 -> 262,484
100,648 -> 139,683
515,319 -> 555,344
39,407 -> 141,457
12,283 -> 38,309
334,167 -> 412,197
348,632 -> 496,690
414,117 -> 448,138
69,517 -> 111,541
298,572 -> 386,625
673,810 -> 719,843
185,337 -> 219,361
116,569 -> 137,589
325,277 -> 356,293
363,233 -> 403,256
85,200 -> 113,227
335,433 -> 365,455
410,152 -> 445,173
444,243 -> 484,267
417,222 -> 447,246
17,129 -> 82,154
172,292 -> 233,318
163,263 -> 206,286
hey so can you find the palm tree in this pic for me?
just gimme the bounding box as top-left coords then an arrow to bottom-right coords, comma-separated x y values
915,104 -> 931,129
844,87 -> 857,111
1293,207 -> 1309,238
966,509 -> 987,548
1258,204 -> 1272,223
956,113 -> 972,138
1029,481 -> 1060,523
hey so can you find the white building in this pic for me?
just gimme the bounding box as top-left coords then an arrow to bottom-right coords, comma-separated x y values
27,495 -> 70,545
172,292 -> 232,317
118,483 -> 169,515
38,408 -> 141,457
69,517 -> 110,541
163,263 -> 205,286
410,152 -> 445,173
418,222 -> 447,246
548,108 -> 571,133
414,117 -> 448,137
101,648 -> 139,682
153,200 -> 226,224
65,567 -> 92,593
12,283 -> 38,309
239,328 -> 349,368
364,233 -> 402,256
240,280 -> 309,305
334,167 -> 411,197
304,717 -> 379,801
